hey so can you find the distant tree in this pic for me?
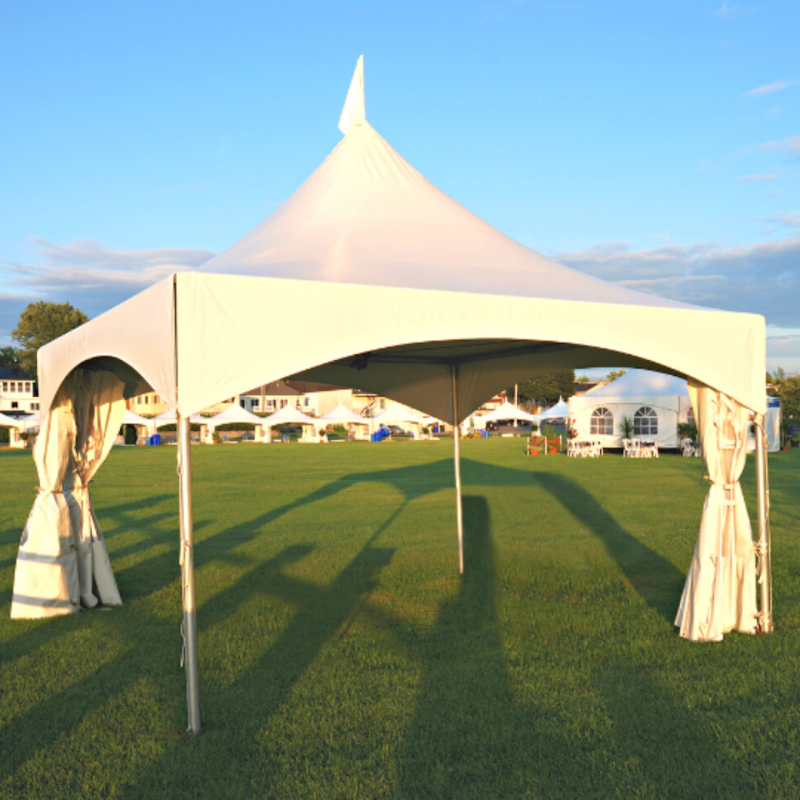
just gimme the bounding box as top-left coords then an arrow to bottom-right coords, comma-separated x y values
606,369 -> 627,382
511,370 -> 576,407
773,371 -> 800,424
0,346 -> 20,369
11,301 -> 89,377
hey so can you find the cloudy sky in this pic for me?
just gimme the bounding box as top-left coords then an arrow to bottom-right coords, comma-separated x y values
1,1 -> 798,373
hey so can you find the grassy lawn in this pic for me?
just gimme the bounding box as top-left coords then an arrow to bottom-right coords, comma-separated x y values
1,440 -> 799,799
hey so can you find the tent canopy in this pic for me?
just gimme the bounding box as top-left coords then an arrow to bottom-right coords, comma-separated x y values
121,409 -> 151,426
318,403 -> 369,425
537,397 -> 571,421
371,404 -> 426,426
207,404 -> 265,428
579,369 -> 689,400
35,62 -> 765,422
0,412 -> 25,429
478,400 -> 538,424
264,404 -> 319,426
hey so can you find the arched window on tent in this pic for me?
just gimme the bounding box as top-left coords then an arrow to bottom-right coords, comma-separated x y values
590,407 -> 614,435
634,406 -> 658,436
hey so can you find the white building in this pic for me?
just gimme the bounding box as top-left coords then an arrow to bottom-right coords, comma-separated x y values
0,368 -> 40,416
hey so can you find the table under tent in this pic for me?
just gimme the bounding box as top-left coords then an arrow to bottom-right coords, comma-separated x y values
11,58 -> 773,736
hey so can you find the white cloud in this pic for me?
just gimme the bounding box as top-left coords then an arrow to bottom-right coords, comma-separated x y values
554,236 -> 800,328
761,210 -> 800,229
739,173 -> 778,182
715,0 -> 758,19
0,238 -> 216,345
754,134 -> 800,155
744,80 -> 791,97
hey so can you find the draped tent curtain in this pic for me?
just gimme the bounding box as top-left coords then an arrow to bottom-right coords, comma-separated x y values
674,383 -> 759,641
10,369 -> 126,619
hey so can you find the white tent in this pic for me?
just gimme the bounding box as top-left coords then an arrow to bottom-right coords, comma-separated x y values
317,403 -> 368,425
0,412 -> 26,448
318,403 -> 370,439
536,396 -> 571,423
263,403 -> 322,442
11,58 -> 772,734
0,411 -> 24,429
19,411 -> 40,430
122,409 -> 151,426
371,403 -> 427,438
568,369 -> 693,449
476,400 -> 538,427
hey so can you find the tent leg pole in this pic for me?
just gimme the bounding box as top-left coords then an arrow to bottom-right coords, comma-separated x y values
178,415 -> 202,734
451,364 -> 464,574
754,415 -> 773,633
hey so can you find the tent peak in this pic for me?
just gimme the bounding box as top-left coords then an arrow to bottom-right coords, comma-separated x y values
338,55 -> 365,136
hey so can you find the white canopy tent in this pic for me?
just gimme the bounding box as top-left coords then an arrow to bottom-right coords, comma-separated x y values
0,411 -> 26,448
11,58 -> 772,735
536,396 -> 571,424
371,403 -> 427,439
569,369 -> 693,449
474,400 -> 539,428
207,403 -> 267,442
318,403 -> 370,439
20,411 -> 40,430
263,403 -> 322,442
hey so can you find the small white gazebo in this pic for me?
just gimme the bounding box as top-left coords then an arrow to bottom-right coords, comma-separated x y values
317,403 -> 370,440
0,412 -> 26,448
475,400 -> 539,428
536,396 -> 571,424
119,408 -> 152,444
263,403 -> 322,442
208,404 -> 267,443
371,404 -> 427,439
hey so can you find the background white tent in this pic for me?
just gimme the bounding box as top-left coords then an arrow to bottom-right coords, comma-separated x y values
20,411 -> 40,430
10,58 -> 772,735
318,403 -> 370,439
264,403 -> 322,441
475,400 -> 538,428
207,403 -> 266,442
569,369 -> 693,449
371,404 -> 427,438
536,397 -> 571,424
0,411 -> 26,448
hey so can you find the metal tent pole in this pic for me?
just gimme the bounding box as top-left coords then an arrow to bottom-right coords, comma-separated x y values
178,414 -> 202,733
754,413 -> 773,633
451,364 -> 464,574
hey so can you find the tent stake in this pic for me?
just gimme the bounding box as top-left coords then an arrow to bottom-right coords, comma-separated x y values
451,364 -> 464,574
754,414 -> 773,633
178,415 -> 202,734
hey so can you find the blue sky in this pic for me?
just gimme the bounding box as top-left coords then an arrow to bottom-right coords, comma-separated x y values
1,1 -> 798,373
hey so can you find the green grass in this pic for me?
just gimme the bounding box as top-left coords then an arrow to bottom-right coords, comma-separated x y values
1,440 -> 799,799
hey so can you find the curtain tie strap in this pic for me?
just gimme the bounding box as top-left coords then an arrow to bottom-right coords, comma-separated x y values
718,440 -> 738,450
704,476 -> 738,490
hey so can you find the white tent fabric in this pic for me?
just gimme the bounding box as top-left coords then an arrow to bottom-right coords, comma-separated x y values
151,410 -> 209,429
0,411 -> 25,429
20,411 -> 40,430
675,385 -> 758,641
537,397 -> 571,422
568,369 -> 693,448
371,404 -> 426,425
318,403 -> 369,425
477,400 -> 538,424
207,404 -> 266,428
264,404 -> 320,426
11,369 -> 123,617
12,52 -> 769,665
122,409 -> 151,426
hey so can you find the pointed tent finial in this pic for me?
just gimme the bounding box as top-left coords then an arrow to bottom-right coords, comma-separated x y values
338,55 -> 365,136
